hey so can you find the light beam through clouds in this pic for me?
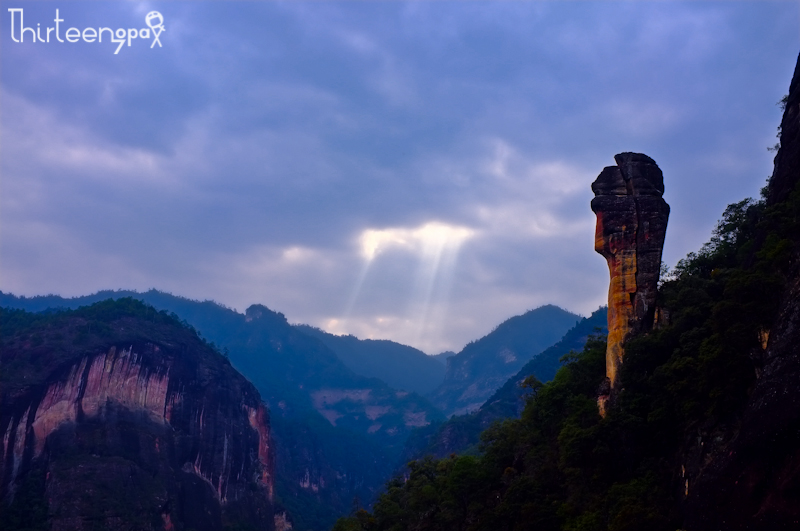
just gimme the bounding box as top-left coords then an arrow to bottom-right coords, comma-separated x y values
339,222 -> 474,347
1,1 -> 798,353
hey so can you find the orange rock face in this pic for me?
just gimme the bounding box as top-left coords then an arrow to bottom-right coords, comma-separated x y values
246,403 -> 275,501
591,153 -> 670,390
30,347 -> 171,457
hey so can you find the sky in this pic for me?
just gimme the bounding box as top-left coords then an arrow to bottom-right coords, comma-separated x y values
1,0 -> 799,354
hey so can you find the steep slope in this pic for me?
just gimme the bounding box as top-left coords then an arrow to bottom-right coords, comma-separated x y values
293,325 -> 445,395
0,299 -> 276,531
682,52 -> 800,530
0,290 -> 443,531
402,307 -> 607,460
428,305 -> 580,417
229,304 -> 442,447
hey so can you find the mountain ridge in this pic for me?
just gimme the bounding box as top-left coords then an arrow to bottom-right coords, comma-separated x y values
0,290 -> 443,531
293,325 -> 445,395
427,304 -> 581,417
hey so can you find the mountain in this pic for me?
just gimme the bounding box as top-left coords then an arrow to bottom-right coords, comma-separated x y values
429,351 -> 455,366
402,307 -> 608,460
293,326 -> 445,395
427,305 -> 580,417
0,290 -> 443,531
0,299 -> 277,531
232,305 -> 443,530
681,52 -> 800,529
333,51 -> 800,531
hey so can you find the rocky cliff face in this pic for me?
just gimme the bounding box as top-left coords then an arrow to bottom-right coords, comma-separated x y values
0,291 -> 444,531
0,300 -> 276,531
591,153 -> 670,399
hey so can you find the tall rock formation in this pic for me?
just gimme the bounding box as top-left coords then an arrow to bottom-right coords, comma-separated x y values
591,153 -> 670,400
0,300 -> 277,531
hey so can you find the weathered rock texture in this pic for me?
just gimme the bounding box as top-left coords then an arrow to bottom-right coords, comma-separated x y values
0,301 -> 276,531
591,153 -> 670,392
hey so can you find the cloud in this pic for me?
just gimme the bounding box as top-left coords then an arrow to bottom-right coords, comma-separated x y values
2,0 -> 798,352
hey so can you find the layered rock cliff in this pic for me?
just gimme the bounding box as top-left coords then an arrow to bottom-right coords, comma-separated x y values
0,300 -> 276,531
591,153 -> 670,397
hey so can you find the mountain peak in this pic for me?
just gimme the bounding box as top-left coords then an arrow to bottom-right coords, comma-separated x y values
245,304 -> 287,323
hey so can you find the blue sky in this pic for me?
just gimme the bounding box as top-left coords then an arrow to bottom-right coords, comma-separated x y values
2,1 -> 798,353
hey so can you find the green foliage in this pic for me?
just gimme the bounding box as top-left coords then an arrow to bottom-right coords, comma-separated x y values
401,309 -> 608,462
333,178 -> 800,530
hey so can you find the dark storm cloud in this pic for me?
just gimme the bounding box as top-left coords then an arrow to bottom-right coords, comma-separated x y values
2,1 -> 798,352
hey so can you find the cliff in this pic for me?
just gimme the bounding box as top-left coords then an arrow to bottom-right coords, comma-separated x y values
591,153 -> 670,399
0,291 -> 443,531
0,300 -> 277,531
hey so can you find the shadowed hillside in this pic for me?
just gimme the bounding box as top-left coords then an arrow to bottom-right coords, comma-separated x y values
0,290 -> 443,531
0,299 -> 277,531
401,307 -> 607,461
294,325 -> 445,395
427,305 -> 580,417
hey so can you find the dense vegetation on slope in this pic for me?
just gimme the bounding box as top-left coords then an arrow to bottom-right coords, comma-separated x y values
332,141 -> 800,531
400,308 -> 608,461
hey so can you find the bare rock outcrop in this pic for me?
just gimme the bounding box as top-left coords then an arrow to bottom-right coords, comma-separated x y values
591,153 -> 670,406
0,301 -> 276,531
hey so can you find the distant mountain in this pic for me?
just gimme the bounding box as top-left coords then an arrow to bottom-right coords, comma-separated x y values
0,299 -> 278,531
294,325 -> 445,395
475,307 -> 608,420
430,351 -> 456,366
402,307 -> 608,460
427,305 -> 580,417
0,290 -> 443,531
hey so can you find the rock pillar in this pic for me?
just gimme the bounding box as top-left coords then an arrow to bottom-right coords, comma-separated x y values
591,153 -> 670,400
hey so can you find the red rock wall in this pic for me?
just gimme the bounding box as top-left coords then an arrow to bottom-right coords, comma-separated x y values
246,403 -> 275,500
30,347 -> 172,457
1,342 -> 275,521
